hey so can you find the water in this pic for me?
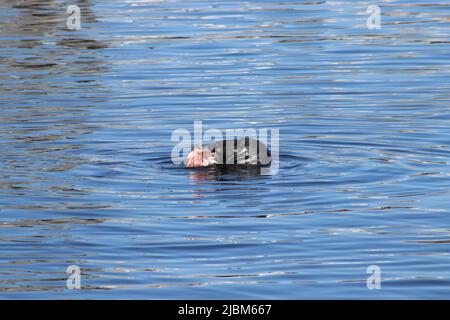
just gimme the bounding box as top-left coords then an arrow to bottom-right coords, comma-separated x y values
1,0 -> 450,299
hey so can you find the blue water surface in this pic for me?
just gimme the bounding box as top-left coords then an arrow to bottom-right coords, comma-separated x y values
1,0 -> 450,299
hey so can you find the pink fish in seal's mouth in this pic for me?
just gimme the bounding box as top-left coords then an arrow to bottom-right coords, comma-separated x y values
185,146 -> 217,168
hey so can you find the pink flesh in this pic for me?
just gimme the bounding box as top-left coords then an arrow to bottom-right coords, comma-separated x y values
185,148 -> 215,168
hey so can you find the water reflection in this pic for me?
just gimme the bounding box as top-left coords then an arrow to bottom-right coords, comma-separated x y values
0,0 -> 111,241
187,165 -> 271,182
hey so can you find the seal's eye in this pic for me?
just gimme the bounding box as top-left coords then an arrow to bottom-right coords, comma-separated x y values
210,148 -> 215,153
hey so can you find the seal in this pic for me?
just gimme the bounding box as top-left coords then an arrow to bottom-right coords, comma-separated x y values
185,137 -> 271,168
